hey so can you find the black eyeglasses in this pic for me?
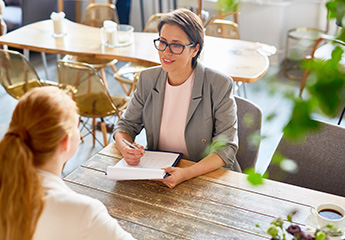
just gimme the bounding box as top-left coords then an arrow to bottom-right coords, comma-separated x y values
153,38 -> 195,55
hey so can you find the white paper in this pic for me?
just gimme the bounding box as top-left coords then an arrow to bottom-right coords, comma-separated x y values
106,151 -> 181,180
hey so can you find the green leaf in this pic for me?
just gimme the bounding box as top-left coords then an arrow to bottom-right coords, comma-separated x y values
243,112 -> 254,128
265,112 -> 276,122
287,214 -> 292,222
244,167 -> 264,185
271,151 -> 285,165
303,47 -> 345,117
217,0 -> 239,12
266,225 -> 279,237
315,231 -> 326,240
273,218 -> 284,228
201,135 -> 228,158
326,1 -> 338,19
248,131 -> 262,150
283,99 -> 320,140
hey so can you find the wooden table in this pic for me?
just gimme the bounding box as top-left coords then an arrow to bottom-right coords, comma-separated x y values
63,143 -> 345,239
0,19 -> 275,83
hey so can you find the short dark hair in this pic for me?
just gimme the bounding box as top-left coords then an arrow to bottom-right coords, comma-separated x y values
157,8 -> 204,68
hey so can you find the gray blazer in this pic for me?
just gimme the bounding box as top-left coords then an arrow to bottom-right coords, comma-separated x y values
114,62 -> 240,171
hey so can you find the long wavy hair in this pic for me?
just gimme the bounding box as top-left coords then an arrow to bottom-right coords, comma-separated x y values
0,86 -> 77,240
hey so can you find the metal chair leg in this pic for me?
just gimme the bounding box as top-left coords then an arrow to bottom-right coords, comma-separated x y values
338,106 -> 345,125
24,49 -> 30,59
242,82 -> 247,98
92,118 -> 96,146
235,82 -> 241,97
41,52 -> 49,79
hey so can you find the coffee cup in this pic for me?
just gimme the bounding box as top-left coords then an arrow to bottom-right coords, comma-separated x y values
50,11 -> 66,38
101,20 -> 118,47
310,203 -> 345,229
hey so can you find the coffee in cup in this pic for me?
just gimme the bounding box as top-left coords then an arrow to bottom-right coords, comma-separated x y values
310,203 -> 345,229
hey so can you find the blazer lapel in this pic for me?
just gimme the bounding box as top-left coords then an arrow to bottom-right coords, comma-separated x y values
186,63 -> 204,126
151,69 -> 167,149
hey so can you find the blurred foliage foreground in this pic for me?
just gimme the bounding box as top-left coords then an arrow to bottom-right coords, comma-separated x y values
216,0 -> 345,185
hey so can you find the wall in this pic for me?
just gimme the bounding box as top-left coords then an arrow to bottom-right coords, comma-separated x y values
180,0 -> 329,65
129,0 -> 176,31
89,0 -> 332,65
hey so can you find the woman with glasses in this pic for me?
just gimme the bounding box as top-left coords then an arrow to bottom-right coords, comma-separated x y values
0,87 -> 135,240
114,8 -> 240,188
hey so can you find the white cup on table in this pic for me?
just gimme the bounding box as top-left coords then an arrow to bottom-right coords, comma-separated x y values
50,11 -> 66,38
117,24 -> 134,44
310,203 -> 345,229
101,20 -> 118,47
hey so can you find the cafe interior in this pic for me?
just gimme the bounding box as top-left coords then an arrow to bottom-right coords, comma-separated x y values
1,0 -> 345,239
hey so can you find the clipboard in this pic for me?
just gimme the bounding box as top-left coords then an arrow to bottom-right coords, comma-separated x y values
106,149 -> 182,180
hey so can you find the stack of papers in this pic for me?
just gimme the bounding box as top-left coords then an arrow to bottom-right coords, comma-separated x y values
106,150 -> 182,180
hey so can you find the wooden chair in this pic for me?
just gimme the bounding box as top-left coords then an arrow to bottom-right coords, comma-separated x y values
299,35 -> 345,125
284,8 -> 330,81
267,120 -> 345,197
205,19 -> 240,39
143,13 -> 164,32
2,0 -> 55,79
205,18 -> 245,97
0,0 -> 6,38
81,3 -> 119,27
113,13 -> 165,96
64,3 -> 119,87
0,49 -> 55,99
299,35 -> 345,96
56,60 -> 130,147
235,96 -> 262,170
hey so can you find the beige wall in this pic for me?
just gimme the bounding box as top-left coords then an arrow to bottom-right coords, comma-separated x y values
89,0 -> 333,65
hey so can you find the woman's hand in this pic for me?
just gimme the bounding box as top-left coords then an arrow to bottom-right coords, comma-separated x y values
158,153 -> 225,188
160,167 -> 190,188
122,143 -> 145,166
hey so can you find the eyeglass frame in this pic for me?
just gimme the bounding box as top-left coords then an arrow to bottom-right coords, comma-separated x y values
153,38 -> 195,55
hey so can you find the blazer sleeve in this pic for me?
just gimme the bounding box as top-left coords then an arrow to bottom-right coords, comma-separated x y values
208,69 -> 239,170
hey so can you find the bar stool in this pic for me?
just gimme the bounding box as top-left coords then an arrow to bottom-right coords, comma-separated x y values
284,27 -> 325,80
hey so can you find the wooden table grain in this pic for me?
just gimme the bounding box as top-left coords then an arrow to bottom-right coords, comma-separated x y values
63,143 -> 345,239
0,19 -> 275,83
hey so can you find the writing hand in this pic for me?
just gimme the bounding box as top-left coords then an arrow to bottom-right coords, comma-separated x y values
122,143 -> 145,166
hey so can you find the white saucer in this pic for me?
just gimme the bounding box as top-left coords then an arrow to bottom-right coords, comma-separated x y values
52,32 -> 67,38
103,40 -> 133,48
304,213 -> 319,228
304,214 -> 345,239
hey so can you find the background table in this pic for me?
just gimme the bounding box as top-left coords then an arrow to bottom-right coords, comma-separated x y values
63,143 -> 345,239
0,19 -> 275,83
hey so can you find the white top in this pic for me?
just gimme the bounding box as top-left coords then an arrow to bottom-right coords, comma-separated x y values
158,71 -> 195,158
33,170 -> 135,240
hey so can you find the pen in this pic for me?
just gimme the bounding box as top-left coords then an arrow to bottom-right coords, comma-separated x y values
122,139 -> 139,149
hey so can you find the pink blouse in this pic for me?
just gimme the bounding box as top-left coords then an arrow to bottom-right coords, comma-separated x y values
158,71 -> 195,158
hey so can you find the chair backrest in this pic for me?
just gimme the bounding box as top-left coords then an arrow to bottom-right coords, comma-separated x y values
267,120 -> 345,197
81,3 -> 119,27
0,0 -> 6,36
56,60 -> 120,118
205,19 -> 240,39
143,13 -> 165,33
0,49 -> 42,99
235,96 -> 262,170
299,36 -> 345,96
